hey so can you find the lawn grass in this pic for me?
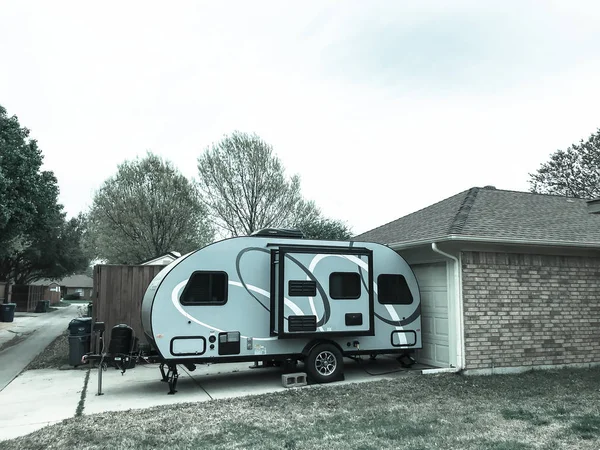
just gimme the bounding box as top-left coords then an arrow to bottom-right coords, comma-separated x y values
1,367 -> 599,450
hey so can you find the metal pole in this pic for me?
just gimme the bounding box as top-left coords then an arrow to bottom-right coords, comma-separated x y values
97,363 -> 103,396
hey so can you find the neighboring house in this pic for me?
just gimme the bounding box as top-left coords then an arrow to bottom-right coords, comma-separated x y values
354,186 -> 600,374
22,281 -> 61,305
140,251 -> 181,266
42,282 -> 61,303
32,274 -> 94,300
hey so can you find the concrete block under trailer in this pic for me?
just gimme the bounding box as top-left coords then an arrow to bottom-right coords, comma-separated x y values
141,234 -> 421,393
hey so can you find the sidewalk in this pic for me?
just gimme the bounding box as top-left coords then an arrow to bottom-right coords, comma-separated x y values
0,305 -> 82,391
0,356 -> 422,441
0,368 -> 86,439
0,313 -> 39,350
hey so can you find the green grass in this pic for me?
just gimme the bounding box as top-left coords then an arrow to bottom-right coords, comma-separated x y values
1,367 -> 600,449
571,414 -> 600,440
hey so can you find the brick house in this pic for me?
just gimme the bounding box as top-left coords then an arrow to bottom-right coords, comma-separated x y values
354,186 -> 600,374
31,274 -> 93,301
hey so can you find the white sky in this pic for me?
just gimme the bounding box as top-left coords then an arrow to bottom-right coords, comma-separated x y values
1,0 -> 600,235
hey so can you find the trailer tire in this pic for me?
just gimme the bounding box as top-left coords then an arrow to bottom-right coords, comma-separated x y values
305,343 -> 343,383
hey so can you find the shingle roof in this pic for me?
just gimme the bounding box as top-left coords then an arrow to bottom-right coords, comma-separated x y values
139,251 -> 181,265
31,274 -> 93,288
354,187 -> 600,247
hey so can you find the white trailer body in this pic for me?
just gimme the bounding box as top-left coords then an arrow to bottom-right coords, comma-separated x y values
141,234 -> 421,382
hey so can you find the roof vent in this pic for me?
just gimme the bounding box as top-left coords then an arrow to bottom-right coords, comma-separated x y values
482,185 -> 496,190
250,228 -> 305,239
587,198 -> 600,214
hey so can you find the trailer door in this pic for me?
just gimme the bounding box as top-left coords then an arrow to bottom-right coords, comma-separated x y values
273,245 -> 374,338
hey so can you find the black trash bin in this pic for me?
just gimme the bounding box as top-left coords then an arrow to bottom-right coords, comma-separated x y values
0,303 -> 16,322
68,317 -> 92,335
68,317 -> 92,366
35,300 -> 50,313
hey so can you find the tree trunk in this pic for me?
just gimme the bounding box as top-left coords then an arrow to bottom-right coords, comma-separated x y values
5,280 -> 12,304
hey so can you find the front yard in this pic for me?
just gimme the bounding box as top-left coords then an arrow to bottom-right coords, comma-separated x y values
2,367 -> 599,450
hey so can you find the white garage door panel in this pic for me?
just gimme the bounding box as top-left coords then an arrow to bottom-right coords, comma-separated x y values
412,263 -> 449,368
434,343 -> 450,365
421,316 -> 433,332
435,318 -> 449,337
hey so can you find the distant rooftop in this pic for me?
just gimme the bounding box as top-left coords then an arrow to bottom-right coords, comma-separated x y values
31,273 -> 93,288
139,251 -> 181,266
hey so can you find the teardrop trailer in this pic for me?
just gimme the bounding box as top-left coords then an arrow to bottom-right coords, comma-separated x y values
85,229 -> 422,394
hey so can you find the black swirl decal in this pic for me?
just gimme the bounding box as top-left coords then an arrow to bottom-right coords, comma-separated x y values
235,247 -> 272,312
283,253 -> 331,327
374,305 -> 421,327
356,256 -> 421,327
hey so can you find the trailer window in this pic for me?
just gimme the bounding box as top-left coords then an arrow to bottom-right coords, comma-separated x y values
180,271 -> 228,305
329,272 -> 361,299
377,274 -> 413,305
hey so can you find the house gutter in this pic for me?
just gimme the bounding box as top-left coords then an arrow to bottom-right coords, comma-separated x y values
430,243 -> 465,371
387,235 -> 600,251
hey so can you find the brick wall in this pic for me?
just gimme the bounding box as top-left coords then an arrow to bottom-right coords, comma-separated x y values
462,251 -> 600,370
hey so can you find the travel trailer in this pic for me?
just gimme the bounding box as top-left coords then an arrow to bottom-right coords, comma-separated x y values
139,229 -> 422,393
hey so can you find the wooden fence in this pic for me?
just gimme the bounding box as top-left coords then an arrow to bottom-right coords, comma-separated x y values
92,265 -> 165,349
1,282 -> 67,308
12,285 -> 44,312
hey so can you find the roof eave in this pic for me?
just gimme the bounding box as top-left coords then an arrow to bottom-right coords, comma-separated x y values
387,235 -> 600,251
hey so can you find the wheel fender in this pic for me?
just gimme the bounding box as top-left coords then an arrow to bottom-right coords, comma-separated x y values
301,339 -> 343,357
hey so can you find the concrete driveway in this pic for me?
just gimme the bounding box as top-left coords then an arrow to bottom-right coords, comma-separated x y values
0,355 -> 424,441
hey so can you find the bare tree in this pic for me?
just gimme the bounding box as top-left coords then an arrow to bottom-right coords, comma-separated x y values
88,153 -> 214,264
529,129 -> 600,199
198,132 -> 307,236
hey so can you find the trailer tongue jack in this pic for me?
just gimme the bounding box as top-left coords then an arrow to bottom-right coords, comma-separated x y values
160,363 -> 179,394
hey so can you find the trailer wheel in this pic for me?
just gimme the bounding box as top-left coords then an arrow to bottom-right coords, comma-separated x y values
305,343 -> 343,383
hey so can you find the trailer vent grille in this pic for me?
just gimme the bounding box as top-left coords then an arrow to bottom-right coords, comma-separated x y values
288,280 -> 317,297
288,315 -> 317,332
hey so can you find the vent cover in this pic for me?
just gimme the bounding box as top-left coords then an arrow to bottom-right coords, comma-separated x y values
587,198 -> 600,214
288,280 -> 317,297
288,315 -> 317,332
250,228 -> 305,238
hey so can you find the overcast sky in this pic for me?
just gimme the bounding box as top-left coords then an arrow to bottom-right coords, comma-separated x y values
1,1 -> 600,235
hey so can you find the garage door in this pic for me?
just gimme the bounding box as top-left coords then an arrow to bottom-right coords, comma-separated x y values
412,263 -> 449,368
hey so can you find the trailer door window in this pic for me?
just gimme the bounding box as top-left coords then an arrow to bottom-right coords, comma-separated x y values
329,272 -> 361,299
377,274 -> 413,305
181,271 -> 228,305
